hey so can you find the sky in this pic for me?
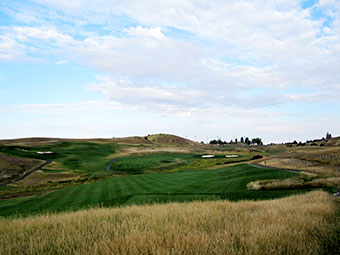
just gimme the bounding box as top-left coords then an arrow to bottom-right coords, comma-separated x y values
0,0 -> 340,144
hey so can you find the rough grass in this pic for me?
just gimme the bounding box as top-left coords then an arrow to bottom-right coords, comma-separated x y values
248,177 -> 340,190
0,191 -> 337,255
0,153 -> 42,183
17,170 -> 81,185
259,157 -> 339,176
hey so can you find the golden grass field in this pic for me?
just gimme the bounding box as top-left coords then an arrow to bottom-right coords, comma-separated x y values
258,157 -> 340,177
0,191 -> 338,255
248,177 -> 340,190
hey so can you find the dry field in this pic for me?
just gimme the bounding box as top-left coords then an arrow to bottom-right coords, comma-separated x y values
258,157 -> 340,177
17,170 -> 81,185
0,191 -> 338,255
248,177 -> 340,190
109,144 -> 196,158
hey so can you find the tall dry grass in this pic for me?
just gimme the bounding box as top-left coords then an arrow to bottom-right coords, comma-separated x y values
260,157 -> 339,176
0,191 -> 337,255
248,177 -> 340,190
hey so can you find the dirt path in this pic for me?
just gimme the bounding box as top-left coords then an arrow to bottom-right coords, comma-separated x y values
106,159 -> 115,172
16,160 -> 52,181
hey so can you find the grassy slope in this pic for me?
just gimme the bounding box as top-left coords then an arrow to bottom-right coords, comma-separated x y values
0,141 -> 117,175
0,191 -> 338,255
0,164 -> 303,217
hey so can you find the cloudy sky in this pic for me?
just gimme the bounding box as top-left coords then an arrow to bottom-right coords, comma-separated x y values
0,0 -> 339,143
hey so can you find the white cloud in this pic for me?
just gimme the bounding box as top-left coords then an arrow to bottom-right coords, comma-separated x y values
3,2 -> 340,94
55,60 -> 68,65
285,90 -> 340,102
124,26 -> 165,40
0,35 -> 27,61
1,0 -> 340,143
0,101 -> 122,113
11,26 -> 75,47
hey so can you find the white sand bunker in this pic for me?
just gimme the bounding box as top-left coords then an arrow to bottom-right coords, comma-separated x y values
36,151 -> 53,154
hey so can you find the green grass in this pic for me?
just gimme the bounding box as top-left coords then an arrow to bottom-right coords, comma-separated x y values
0,164 -> 306,217
0,185 -> 16,191
41,169 -> 69,173
110,153 -> 197,173
0,142 -> 117,175
0,196 -> 34,210
110,153 -> 253,173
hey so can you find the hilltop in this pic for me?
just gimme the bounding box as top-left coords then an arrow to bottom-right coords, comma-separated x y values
0,133 -> 198,146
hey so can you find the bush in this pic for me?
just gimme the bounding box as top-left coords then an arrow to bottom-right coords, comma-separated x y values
251,155 -> 263,160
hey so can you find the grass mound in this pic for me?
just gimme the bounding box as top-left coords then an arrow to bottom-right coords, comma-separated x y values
109,153 -> 195,173
0,191 -> 337,254
146,134 -> 195,146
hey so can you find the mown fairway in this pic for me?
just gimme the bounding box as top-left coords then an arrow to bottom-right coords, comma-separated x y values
0,164 -> 304,217
0,141 -> 117,175
109,153 -> 197,173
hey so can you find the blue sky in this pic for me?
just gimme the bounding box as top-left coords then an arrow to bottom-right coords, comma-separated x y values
1,0 -> 340,143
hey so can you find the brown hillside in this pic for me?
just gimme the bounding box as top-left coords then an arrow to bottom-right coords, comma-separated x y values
146,134 -> 196,146
0,137 -> 63,146
111,136 -> 153,145
0,153 -> 42,184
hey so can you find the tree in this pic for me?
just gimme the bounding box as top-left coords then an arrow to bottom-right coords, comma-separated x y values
245,137 -> 250,145
240,137 -> 244,143
251,138 -> 263,145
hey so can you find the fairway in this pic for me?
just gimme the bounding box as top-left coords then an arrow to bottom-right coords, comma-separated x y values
0,164 -> 304,217
109,153 -> 196,173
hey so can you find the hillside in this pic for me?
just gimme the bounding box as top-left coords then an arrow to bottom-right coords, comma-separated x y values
0,134 -> 198,146
0,153 -> 42,184
145,134 -> 197,146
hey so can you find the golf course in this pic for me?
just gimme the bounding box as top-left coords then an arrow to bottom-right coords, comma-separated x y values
0,134 -> 339,254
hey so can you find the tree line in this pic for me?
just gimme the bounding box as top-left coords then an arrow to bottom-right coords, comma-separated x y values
209,137 -> 263,146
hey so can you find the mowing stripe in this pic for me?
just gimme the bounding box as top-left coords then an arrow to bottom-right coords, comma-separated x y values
49,185 -> 84,211
120,176 -> 138,194
117,176 -> 138,195
109,178 -> 123,197
0,164 -> 301,217
136,174 -> 171,193
99,179 -> 109,202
